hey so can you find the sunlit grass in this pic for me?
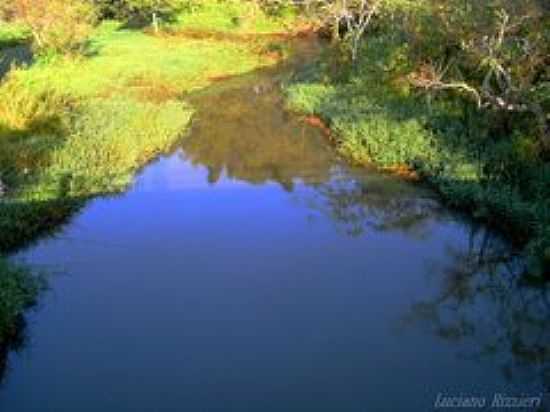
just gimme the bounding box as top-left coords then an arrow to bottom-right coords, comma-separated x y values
16,21 -> 271,97
173,0 -> 296,34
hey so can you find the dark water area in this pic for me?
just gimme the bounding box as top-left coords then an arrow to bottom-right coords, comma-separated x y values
1,40 -> 549,411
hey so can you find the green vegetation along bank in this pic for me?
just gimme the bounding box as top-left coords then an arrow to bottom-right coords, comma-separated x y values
286,35 -> 549,277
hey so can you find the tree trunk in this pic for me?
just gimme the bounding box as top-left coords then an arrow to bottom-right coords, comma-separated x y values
152,12 -> 159,33
31,30 -> 44,49
331,18 -> 340,44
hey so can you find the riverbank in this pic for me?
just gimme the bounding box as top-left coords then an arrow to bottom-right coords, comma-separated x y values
285,40 -> 549,277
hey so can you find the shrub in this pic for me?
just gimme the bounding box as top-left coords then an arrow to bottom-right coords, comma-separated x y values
93,0 -> 192,31
0,74 -> 73,133
258,0 -> 296,18
1,0 -> 97,54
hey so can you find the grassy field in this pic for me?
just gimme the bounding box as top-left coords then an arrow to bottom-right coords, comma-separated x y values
0,5 -> 295,345
286,40 -> 550,276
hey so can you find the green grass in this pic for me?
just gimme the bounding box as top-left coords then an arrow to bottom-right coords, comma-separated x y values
286,40 -> 550,276
0,22 -> 30,49
172,0 -> 297,34
15,21 -> 274,97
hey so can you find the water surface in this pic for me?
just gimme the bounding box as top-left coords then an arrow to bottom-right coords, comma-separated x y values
1,41 -> 549,412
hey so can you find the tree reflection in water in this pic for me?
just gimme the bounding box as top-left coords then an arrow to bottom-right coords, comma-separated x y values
301,172 -> 444,238
0,318 -> 27,387
180,65 -> 445,242
287,165 -> 549,398
178,46 -> 339,193
304,172 -> 550,404
403,226 -> 550,394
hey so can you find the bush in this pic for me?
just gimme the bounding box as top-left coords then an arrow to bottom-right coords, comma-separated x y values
93,0 -> 192,30
0,74 -> 73,133
1,0 -> 97,54
258,0 -> 296,18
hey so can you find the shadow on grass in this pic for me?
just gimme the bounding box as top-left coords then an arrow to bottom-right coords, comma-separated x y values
0,196 -> 85,254
0,30 -> 31,52
119,13 -> 180,31
0,111 -> 73,206
0,44 -> 33,80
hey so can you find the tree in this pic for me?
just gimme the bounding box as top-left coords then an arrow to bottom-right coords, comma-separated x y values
341,0 -> 381,62
305,0 -> 382,62
407,0 -> 549,148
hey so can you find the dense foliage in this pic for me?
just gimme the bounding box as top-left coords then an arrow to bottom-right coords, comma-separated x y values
93,0 -> 198,30
404,0 -> 549,147
287,0 -> 549,275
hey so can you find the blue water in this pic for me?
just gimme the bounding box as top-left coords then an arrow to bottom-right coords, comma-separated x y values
1,54 -> 548,412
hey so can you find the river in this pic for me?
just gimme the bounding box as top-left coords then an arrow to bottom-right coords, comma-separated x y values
1,39 -> 548,412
